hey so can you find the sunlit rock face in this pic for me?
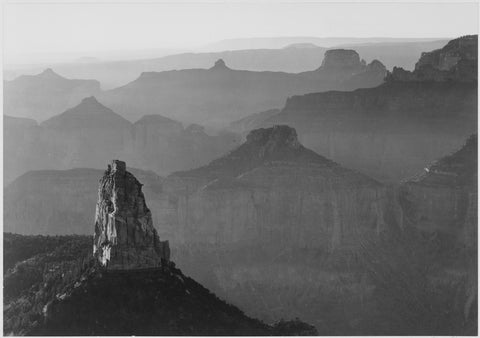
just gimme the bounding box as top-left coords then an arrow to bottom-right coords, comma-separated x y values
93,160 -> 170,269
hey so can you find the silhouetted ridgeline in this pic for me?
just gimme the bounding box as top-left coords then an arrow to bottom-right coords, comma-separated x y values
4,96 -> 241,184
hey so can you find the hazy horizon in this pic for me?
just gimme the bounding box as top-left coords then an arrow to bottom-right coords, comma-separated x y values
3,1 -> 478,65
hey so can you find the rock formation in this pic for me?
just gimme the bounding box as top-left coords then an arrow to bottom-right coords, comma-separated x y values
388,35 -> 477,82
257,37 -> 477,182
399,134 -> 477,249
158,126 -> 387,252
320,49 -> 366,71
93,160 -> 170,269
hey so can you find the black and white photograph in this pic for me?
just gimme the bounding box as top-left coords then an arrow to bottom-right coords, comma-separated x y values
2,0 -> 478,335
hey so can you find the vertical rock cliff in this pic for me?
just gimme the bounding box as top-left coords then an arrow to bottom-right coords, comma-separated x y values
399,134 -> 477,249
93,160 -> 170,269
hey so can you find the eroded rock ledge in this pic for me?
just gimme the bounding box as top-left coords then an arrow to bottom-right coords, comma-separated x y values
93,160 -> 169,269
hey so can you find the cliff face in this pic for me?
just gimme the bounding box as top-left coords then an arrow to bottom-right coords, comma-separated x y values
388,35 -> 477,82
157,126 -> 387,252
260,37 -> 477,182
399,135 -> 477,249
93,160 -> 170,269
263,81 -> 476,182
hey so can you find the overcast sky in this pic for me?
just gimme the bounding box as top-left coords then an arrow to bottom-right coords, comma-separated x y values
3,1 -> 479,64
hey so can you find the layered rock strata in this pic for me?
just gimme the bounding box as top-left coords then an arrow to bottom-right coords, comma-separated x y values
93,160 -> 170,269
157,126 -> 387,252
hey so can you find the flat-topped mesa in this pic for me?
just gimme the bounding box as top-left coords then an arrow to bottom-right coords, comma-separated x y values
93,160 -> 170,269
320,49 -> 364,71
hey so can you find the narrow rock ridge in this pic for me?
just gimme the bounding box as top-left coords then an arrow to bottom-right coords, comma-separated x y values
93,160 -> 170,269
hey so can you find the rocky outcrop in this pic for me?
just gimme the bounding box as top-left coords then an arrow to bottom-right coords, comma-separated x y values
388,35 -> 477,83
93,160 -> 170,269
399,135 -> 477,249
157,126 -> 387,252
320,49 -> 365,71
4,167 -> 166,236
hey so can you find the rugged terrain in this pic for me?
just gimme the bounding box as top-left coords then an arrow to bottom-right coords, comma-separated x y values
159,125 -> 387,251
3,164 -> 318,336
4,39 -> 447,89
399,134 -> 477,249
4,97 -> 240,184
249,36 -> 478,182
3,69 -> 100,121
98,51 -> 386,125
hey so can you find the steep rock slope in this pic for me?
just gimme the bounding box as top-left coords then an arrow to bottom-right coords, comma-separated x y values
98,51 -> 386,125
159,125 -> 387,251
4,97 -> 240,184
3,68 -> 101,121
259,36 -> 477,182
93,160 -> 170,269
399,134 -> 477,249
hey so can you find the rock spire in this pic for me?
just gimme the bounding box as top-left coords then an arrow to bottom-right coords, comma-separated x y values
93,160 -> 170,269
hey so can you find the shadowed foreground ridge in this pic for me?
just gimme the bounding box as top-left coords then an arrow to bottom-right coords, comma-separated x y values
4,163 -> 317,336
